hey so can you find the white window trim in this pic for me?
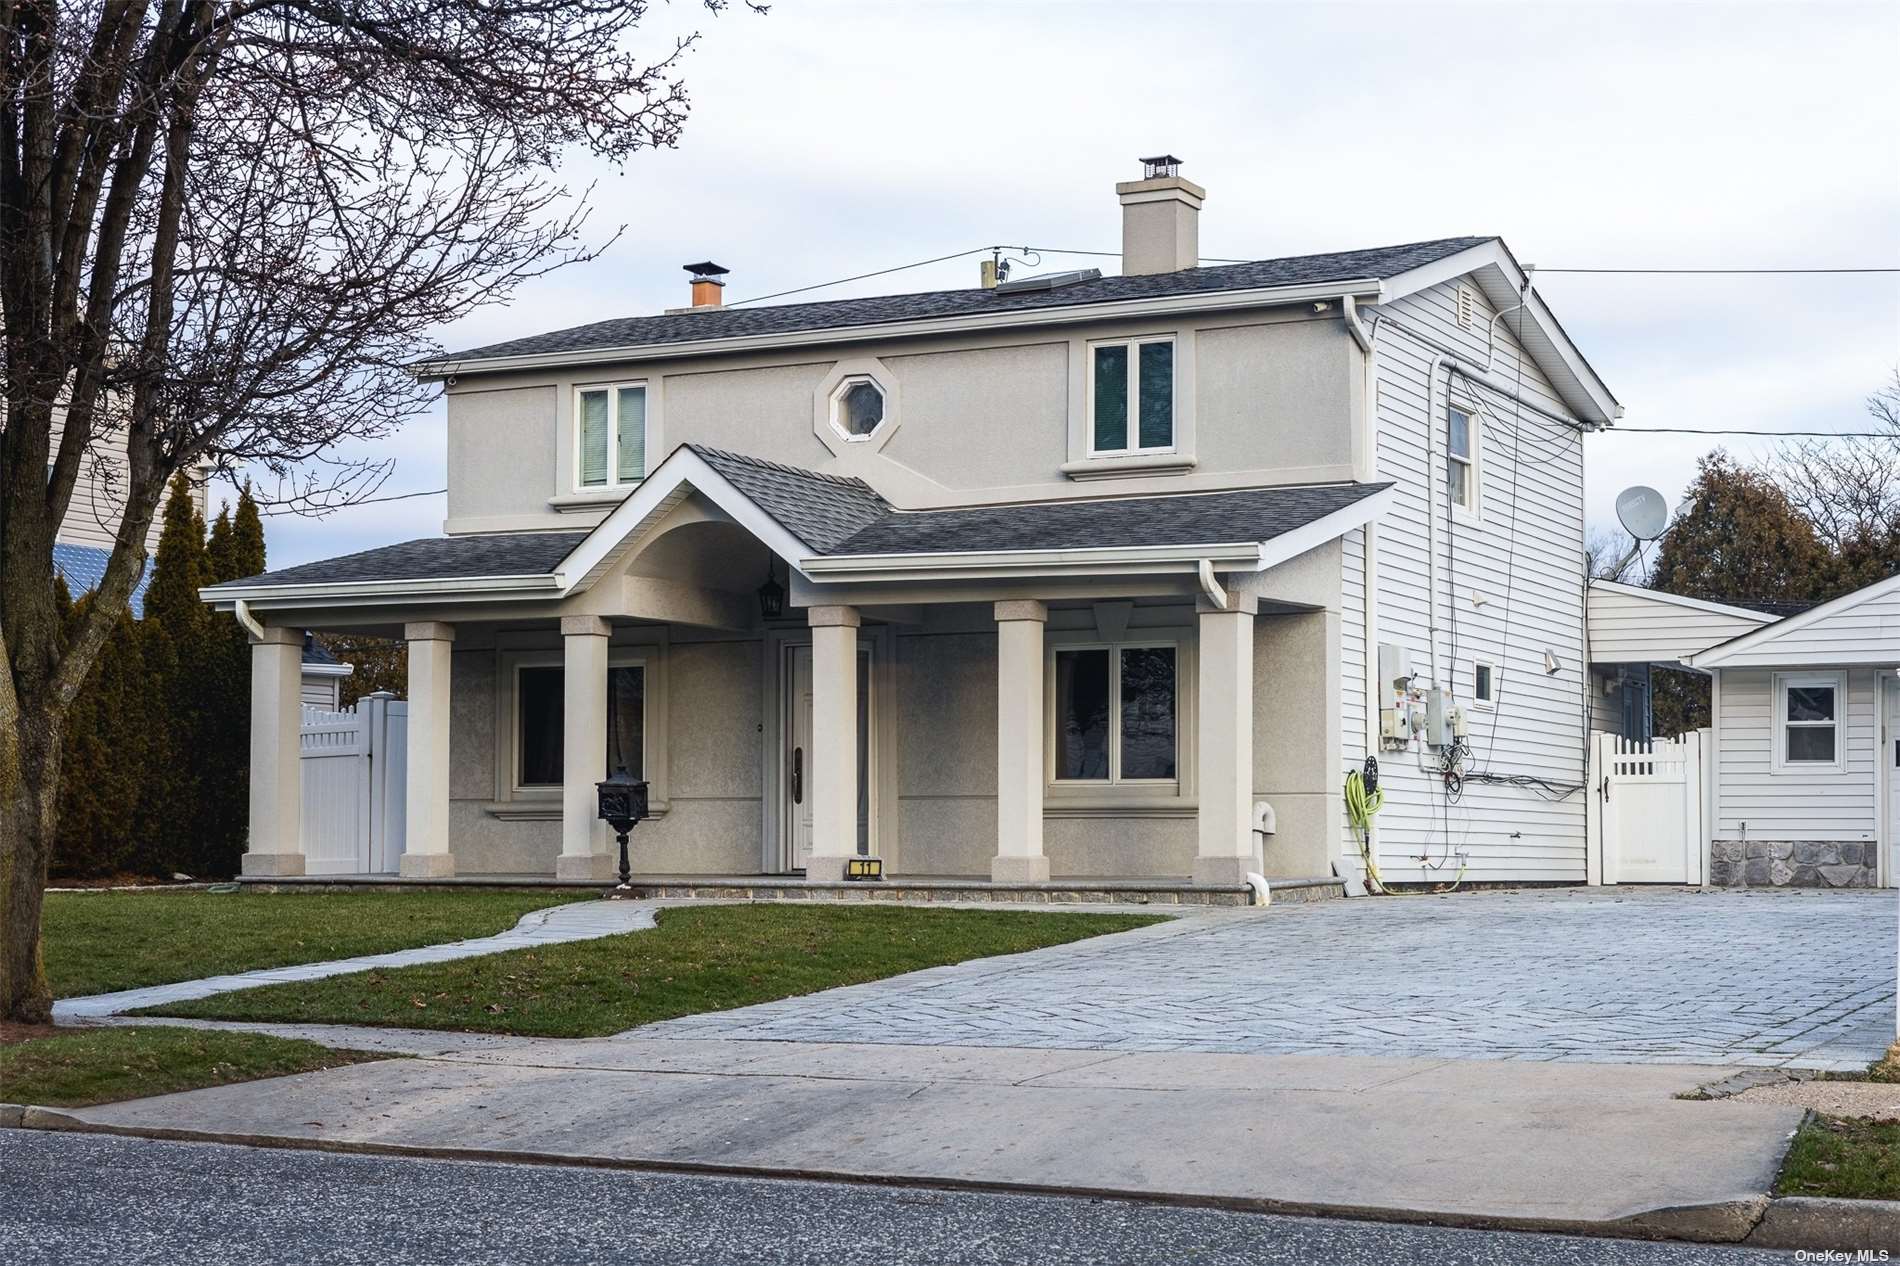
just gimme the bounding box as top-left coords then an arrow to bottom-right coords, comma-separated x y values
1773,670 -> 1846,774
1086,335 -> 1178,459
573,381 -> 650,493
827,375 -> 888,444
1447,401 -> 1481,523
1472,658 -> 1498,711
1044,632 -> 1192,802
491,640 -> 670,816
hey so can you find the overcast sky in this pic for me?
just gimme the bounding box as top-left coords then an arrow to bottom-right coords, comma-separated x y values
247,0 -> 1900,569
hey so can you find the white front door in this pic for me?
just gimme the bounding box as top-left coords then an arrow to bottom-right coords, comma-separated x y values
788,645 -> 815,871
781,641 -> 872,873
1886,677 -> 1899,887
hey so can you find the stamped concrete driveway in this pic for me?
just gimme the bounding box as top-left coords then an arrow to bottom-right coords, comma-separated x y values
648,888 -> 1894,1070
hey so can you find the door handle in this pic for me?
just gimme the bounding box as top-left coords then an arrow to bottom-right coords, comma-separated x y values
792,747 -> 803,805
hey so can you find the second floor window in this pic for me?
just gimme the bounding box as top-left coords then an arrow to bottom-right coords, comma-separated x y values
1447,404 -> 1477,512
1090,337 -> 1174,455
579,384 -> 647,489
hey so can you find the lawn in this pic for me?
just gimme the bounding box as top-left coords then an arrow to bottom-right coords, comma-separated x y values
44,888 -> 589,998
1778,1113 -> 1900,1201
141,904 -> 1163,1037
0,1026 -> 384,1108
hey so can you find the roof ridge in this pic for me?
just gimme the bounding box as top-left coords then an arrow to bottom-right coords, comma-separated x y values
687,444 -> 886,496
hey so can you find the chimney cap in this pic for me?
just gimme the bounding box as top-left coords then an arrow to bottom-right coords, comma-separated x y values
1138,155 -> 1184,179
683,261 -> 730,279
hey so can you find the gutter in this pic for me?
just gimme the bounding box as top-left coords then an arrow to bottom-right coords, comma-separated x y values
413,278 -> 1388,380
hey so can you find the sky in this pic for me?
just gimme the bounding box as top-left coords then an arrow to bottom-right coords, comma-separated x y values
244,0 -> 1900,569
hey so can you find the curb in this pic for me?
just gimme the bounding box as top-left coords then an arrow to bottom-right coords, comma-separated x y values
1747,1196 -> 1900,1252
0,1108 -> 1789,1246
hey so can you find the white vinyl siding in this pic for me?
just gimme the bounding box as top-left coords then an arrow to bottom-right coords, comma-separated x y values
1703,584 -> 1900,668
1714,667 -> 1879,842
49,410 -> 203,555
1365,279 -> 1590,884
1585,582 -> 1775,666
300,675 -> 343,709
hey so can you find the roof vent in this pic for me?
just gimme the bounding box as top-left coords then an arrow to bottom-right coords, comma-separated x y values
1139,154 -> 1184,180
993,268 -> 1102,295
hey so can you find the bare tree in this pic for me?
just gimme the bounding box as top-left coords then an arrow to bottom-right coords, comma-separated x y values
1,0 -> 758,1023
1585,526 -> 1644,583
1764,369 -> 1900,550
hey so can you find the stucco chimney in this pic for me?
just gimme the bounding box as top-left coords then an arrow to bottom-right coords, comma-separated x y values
1117,156 -> 1204,276
684,260 -> 729,308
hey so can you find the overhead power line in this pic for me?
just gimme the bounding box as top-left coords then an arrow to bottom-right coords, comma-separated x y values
1598,427 -> 1898,438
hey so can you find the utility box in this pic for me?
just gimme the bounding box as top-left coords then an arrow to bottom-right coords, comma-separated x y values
1424,687 -> 1457,748
1377,643 -> 1418,749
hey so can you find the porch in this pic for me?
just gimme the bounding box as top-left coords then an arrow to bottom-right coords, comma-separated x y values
212,446 -> 1394,894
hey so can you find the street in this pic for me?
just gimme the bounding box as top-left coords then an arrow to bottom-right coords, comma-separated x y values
3,1132 -> 1791,1265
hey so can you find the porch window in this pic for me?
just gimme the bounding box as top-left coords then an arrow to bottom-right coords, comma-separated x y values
1774,671 -> 1842,771
577,383 -> 647,489
1053,643 -> 1177,783
516,663 -> 647,787
1090,338 -> 1174,455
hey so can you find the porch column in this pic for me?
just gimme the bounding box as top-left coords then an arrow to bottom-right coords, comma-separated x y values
806,605 -> 860,881
993,600 -> 1050,883
1195,590 -> 1261,886
557,616 -> 612,881
241,625 -> 306,877
400,621 -> 456,878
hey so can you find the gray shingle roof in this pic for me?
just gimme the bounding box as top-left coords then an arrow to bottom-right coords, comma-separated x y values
690,446 -> 889,552
827,482 -> 1390,556
209,531 -> 588,589
438,237 -> 1491,364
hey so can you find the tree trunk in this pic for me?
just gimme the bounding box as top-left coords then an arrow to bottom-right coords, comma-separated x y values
0,712 -> 57,1024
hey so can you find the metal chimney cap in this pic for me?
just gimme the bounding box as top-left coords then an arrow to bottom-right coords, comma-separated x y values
1138,155 -> 1184,179
683,261 -> 730,278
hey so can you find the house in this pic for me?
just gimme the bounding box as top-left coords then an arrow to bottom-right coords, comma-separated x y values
1583,580 -> 1778,741
202,158 -> 1621,894
49,418 -> 348,697
1684,572 -> 1900,889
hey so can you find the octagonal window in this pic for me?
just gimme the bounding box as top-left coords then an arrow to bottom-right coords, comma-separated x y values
834,379 -> 886,439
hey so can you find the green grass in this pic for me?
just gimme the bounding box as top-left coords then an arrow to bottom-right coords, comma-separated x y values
0,1026 -> 385,1108
142,904 -> 1163,1038
1778,1114 -> 1900,1201
44,888 -> 590,998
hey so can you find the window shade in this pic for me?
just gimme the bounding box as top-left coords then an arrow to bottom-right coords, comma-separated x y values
616,387 -> 646,482
580,390 -> 610,487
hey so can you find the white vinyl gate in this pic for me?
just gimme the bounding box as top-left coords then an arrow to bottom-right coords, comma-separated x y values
299,691 -> 407,875
1586,730 -> 1709,885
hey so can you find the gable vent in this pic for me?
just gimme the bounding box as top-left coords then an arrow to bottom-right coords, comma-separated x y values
1455,284 -> 1477,329
994,268 -> 1102,295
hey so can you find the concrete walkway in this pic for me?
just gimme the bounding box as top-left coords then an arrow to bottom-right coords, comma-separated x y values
28,1035 -> 1805,1241
52,899 -> 658,1021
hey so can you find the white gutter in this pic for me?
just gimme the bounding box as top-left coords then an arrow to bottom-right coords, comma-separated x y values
415,278 -> 1388,379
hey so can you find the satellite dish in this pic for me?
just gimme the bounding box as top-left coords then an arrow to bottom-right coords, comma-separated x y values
1615,485 -> 1670,541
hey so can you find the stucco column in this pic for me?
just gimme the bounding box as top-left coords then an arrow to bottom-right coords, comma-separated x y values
1195,592 -> 1261,886
993,600 -> 1050,883
241,625 -> 306,877
557,616 -> 612,882
400,621 -> 456,878
806,605 -> 860,881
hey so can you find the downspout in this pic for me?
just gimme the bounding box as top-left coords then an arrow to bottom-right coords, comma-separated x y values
1351,298 -> 1383,897
232,597 -> 266,641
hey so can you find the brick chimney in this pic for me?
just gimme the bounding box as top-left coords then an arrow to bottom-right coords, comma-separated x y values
1116,156 -> 1204,276
684,261 -> 729,308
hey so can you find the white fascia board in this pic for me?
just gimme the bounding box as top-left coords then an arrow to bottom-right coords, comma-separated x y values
1255,484 -> 1398,570
551,447 -> 818,590
1690,571 -> 1900,668
199,573 -> 561,609
412,279 -> 1387,380
1380,240 -> 1621,426
1588,579 -> 1780,624
301,662 -> 355,678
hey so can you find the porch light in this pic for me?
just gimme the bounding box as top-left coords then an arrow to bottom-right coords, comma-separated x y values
595,765 -> 650,889
757,565 -> 785,621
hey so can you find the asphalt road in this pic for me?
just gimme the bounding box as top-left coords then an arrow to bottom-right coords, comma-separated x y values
3,1131 -> 1792,1265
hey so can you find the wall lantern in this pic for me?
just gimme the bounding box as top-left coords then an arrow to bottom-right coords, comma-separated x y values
757,564 -> 785,621
595,765 -> 650,889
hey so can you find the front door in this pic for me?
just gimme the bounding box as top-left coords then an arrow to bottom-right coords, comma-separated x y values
781,643 -> 872,873
1887,678 -> 1900,887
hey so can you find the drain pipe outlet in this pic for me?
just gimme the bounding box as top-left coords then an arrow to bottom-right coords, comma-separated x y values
232,598 -> 266,641
1244,872 -> 1272,907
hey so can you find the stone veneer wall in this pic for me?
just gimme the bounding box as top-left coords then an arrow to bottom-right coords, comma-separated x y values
1707,840 -> 1876,889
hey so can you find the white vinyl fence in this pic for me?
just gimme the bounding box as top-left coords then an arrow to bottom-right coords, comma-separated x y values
300,691 -> 406,875
1586,730 -> 1710,885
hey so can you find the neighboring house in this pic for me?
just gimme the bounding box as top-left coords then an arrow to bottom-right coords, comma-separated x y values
48,418 -> 343,694
1686,572 -> 1900,889
298,634 -> 356,709
203,158 -> 1621,891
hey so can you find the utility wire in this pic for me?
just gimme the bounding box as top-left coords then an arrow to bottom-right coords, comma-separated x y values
1597,427 -> 1898,438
